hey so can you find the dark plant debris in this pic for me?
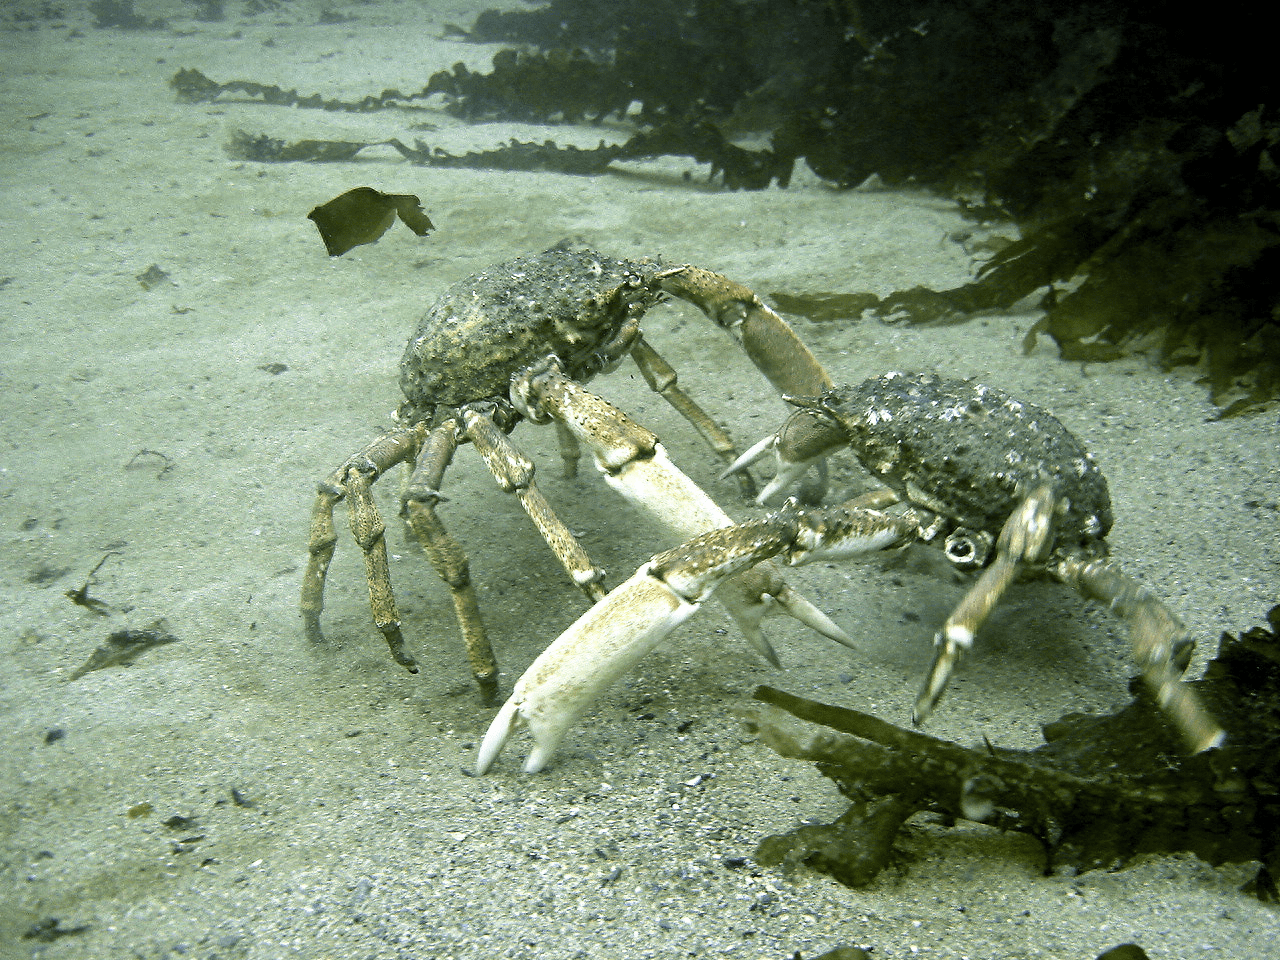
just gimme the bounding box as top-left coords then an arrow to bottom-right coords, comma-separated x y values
230,786 -> 255,808
22,917 -> 90,942
68,619 -> 180,680
749,604 -> 1280,896
225,123 -> 793,191
171,1 -> 1280,407
64,551 -> 120,615
90,0 -> 164,30
125,448 -> 173,478
135,264 -> 169,290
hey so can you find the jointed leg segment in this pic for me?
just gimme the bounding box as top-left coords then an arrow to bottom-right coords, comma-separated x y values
913,484 -> 1224,753
461,407 -> 607,602
301,424 -> 425,670
914,485 -> 1057,725
516,360 -> 853,658
628,334 -> 755,499
1053,553 -> 1223,752
401,420 -> 497,699
477,501 -> 916,772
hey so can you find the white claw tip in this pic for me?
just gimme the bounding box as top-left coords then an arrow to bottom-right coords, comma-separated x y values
1197,730 -> 1227,753
523,742 -> 556,774
723,434 -> 776,479
476,698 -> 521,775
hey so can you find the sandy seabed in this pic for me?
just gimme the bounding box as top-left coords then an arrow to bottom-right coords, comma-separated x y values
2,2 -> 1278,958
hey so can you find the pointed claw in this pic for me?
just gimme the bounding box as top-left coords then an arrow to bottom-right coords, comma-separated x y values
710,558 -> 853,660
476,698 -> 521,774
476,506 -> 912,773
912,625 -> 972,725
723,433 -> 776,478
757,459 -> 815,505
714,504 -> 911,656
476,566 -> 701,773
772,585 -> 856,649
739,621 -> 782,668
728,430 -> 825,506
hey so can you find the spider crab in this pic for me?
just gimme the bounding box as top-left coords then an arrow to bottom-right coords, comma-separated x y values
478,371 -> 1224,772
302,245 -> 850,704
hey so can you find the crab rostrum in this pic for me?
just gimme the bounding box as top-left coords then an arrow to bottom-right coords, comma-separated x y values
302,245 -> 849,705
478,371 -> 1223,772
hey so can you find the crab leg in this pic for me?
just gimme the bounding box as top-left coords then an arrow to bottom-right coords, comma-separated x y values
913,485 -> 1225,754
628,334 -> 756,499
301,424 -> 426,670
461,407 -> 608,602
1052,554 -> 1225,753
400,419 -> 500,701
515,359 -> 851,661
658,266 -> 838,501
657,266 -> 834,400
477,505 -> 915,772
913,485 -> 1058,727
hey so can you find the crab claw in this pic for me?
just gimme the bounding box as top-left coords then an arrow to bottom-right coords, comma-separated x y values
712,560 -> 855,663
476,566 -> 698,773
726,401 -> 848,505
476,524 -> 783,774
477,505 -> 914,773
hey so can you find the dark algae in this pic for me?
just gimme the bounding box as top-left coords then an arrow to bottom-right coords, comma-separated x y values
68,620 -> 180,681
750,606 -> 1280,895
307,187 -> 434,257
172,1 -> 1280,409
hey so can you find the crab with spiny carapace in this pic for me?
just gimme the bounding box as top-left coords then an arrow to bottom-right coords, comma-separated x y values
478,371 -> 1224,772
301,243 -> 851,705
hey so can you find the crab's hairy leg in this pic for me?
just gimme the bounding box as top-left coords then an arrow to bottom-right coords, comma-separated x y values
462,407 -> 608,603
1053,554 -> 1225,753
914,484 -> 1058,726
344,463 -> 419,672
301,425 -> 423,667
518,361 -> 851,655
659,266 -> 835,501
400,419 -> 499,701
477,505 -> 914,773
552,421 -> 581,479
657,266 -> 834,400
628,334 -> 756,500
301,482 -> 340,643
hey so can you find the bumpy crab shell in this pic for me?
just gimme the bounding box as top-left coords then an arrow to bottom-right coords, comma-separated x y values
819,372 -> 1114,554
398,248 -> 663,416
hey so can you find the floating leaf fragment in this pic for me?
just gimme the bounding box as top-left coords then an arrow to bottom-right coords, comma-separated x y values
307,187 -> 435,256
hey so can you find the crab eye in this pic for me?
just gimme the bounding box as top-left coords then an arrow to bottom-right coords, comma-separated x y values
944,528 -> 992,569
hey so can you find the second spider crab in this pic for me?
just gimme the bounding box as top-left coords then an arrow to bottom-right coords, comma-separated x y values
478,372 -> 1224,772
302,244 -> 849,704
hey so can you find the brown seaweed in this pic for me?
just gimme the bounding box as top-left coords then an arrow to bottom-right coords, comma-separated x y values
22,918 -> 90,942
171,50 -> 631,124
749,605 -> 1280,896
224,123 -> 795,191
90,0 -> 164,30
64,552 -> 120,616
172,1 -> 1280,405
863,207 -> 1280,416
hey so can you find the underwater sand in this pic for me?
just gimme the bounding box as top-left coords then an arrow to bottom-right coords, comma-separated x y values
1,1 -> 1278,957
